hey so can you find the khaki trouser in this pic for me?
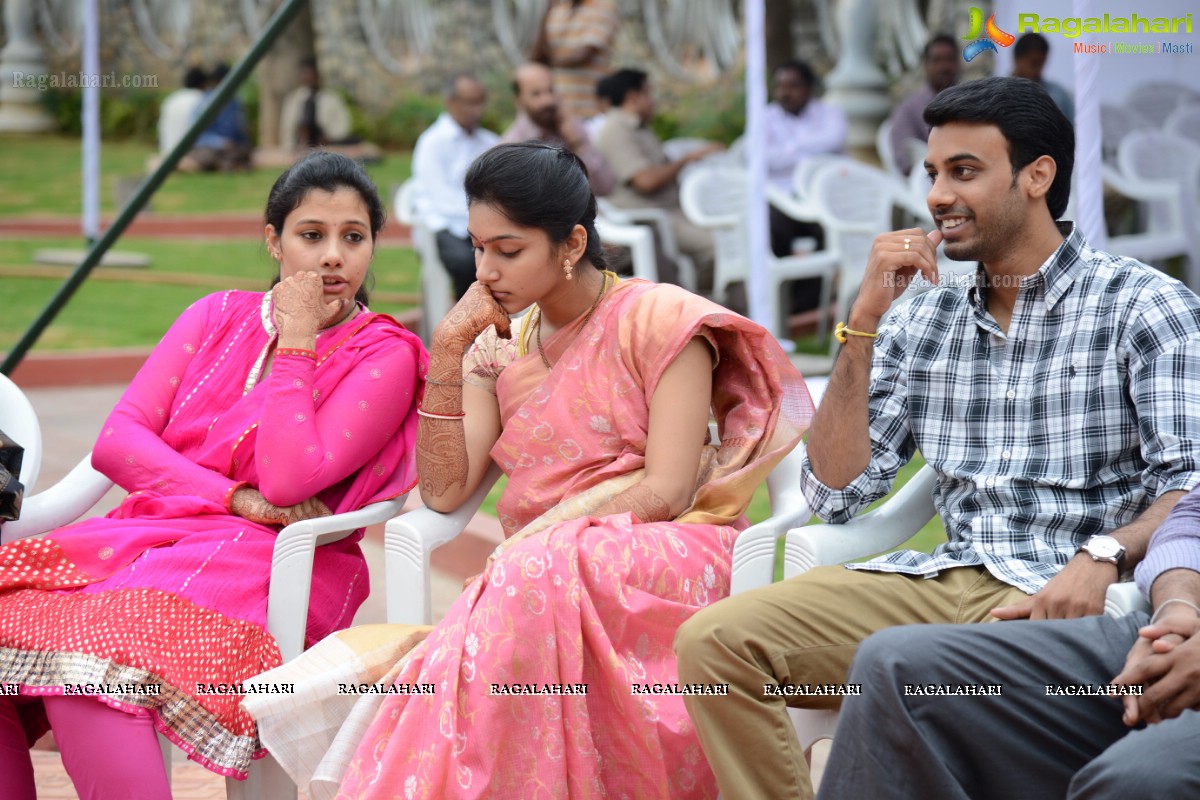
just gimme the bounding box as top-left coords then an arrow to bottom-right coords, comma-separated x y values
674,565 -> 1029,800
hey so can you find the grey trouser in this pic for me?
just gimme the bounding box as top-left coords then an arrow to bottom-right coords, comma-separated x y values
818,613 -> 1200,799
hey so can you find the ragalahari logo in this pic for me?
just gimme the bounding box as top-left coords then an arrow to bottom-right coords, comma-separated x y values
962,7 -> 1016,61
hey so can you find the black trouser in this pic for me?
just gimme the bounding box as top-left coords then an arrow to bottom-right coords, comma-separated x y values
435,230 -> 477,300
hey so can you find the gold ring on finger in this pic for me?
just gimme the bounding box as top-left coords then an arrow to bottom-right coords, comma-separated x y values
903,238 -> 911,251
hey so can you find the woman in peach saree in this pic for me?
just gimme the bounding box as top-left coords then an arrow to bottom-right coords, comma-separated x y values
248,143 -> 812,799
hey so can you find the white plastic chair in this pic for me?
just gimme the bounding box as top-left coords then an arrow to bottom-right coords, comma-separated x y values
3,379 -> 410,799
595,216 -> 659,282
1123,82 -> 1200,128
1166,103 -> 1200,149
394,179 -> 454,345
385,383 -> 822,626
597,197 -> 698,292
1100,104 -> 1148,165
728,384 -> 1154,763
805,160 -> 906,348
875,118 -> 900,177
679,164 -> 839,339
0,373 -> 42,496
1107,130 -> 1200,288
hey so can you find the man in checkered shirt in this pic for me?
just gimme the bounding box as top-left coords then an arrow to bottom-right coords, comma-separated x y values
676,76 -> 1200,800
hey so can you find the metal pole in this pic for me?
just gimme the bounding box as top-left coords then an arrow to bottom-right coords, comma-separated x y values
82,0 -> 100,242
1,0 -> 310,376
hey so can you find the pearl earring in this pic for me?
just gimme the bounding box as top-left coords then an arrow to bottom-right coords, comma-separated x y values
563,259 -> 574,280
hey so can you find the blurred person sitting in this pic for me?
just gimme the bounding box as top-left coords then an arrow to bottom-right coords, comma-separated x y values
157,65 -> 206,157
0,151 -> 425,800
279,58 -> 382,163
1012,33 -> 1074,123
183,63 -> 253,173
583,72 -> 616,142
411,73 -> 500,300
503,62 -> 615,197
886,34 -> 960,175
766,59 -> 846,258
595,68 -> 723,294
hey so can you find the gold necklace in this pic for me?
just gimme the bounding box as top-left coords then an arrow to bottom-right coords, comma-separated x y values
533,271 -> 612,370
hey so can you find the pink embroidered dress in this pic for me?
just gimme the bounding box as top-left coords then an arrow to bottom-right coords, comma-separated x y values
0,290 -> 425,778
251,279 -> 811,799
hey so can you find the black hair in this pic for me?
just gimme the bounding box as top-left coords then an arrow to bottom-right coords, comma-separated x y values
183,66 -> 207,90
443,72 -> 481,99
264,151 -> 385,305
923,34 -> 958,59
464,142 -> 607,272
299,56 -> 318,71
924,76 -> 1074,220
595,73 -> 617,103
774,59 -> 815,88
1013,33 -> 1050,59
606,68 -> 649,107
209,62 -> 231,86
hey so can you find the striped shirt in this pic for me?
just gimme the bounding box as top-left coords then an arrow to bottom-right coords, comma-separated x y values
801,225 -> 1200,594
544,0 -> 620,118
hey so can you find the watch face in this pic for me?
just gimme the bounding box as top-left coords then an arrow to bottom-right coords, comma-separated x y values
1086,536 -> 1122,559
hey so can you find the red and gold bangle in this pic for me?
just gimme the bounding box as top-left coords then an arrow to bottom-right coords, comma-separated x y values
416,405 -> 466,420
276,347 -> 317,360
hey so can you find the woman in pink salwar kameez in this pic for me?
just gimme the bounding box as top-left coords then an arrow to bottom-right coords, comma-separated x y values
0,152 -> 424,800
252,143 -> 811,799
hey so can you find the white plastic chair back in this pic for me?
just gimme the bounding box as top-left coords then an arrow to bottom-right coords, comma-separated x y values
680,164 -> 750,302
1100,104 -> 1146,165
875,118 -> 898,176
0,373 -> 42,493
808,160 -> 898,330
394,179 -> 453,344
1166,103 -> 1200,149
1124,81 -> 1200,127
791,154 -> 853,204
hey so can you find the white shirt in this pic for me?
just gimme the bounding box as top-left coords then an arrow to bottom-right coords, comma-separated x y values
411,112 -> 499,237
764,99 -> 848,192
158,88 -> 204,155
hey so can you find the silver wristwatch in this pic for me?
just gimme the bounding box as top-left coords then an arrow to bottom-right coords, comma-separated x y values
1078,535 -> 1126,572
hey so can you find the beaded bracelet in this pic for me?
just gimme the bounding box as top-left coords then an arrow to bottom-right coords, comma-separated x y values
276,347 -> 317,360
1149,598 -> 1200,625
417,406 -> 466,420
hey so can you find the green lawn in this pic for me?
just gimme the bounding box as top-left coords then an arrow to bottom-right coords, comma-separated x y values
0,236 -> 420,353
0,135 -> 412,217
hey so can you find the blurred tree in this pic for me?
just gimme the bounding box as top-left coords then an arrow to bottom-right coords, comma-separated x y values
765,0 -> 796,77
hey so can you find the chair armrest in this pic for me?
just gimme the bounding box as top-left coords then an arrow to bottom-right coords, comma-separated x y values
781,465 -> 938,580
766,185 -> 821,224
1,456 -> 113,544
384,463 -> 503,625
595,218 -> 658,282
1104,582 -> 1152,618
265,493 -> 409,661
1102,165 -> 1181,202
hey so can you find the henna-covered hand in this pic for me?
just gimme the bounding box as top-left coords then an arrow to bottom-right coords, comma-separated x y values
273,271 -> 347,337
433,282 -> 511,351
592,483 -> 673,524
231,486 -> 332,526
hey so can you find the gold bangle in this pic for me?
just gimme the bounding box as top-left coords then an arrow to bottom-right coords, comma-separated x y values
834,322 -> 879,344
